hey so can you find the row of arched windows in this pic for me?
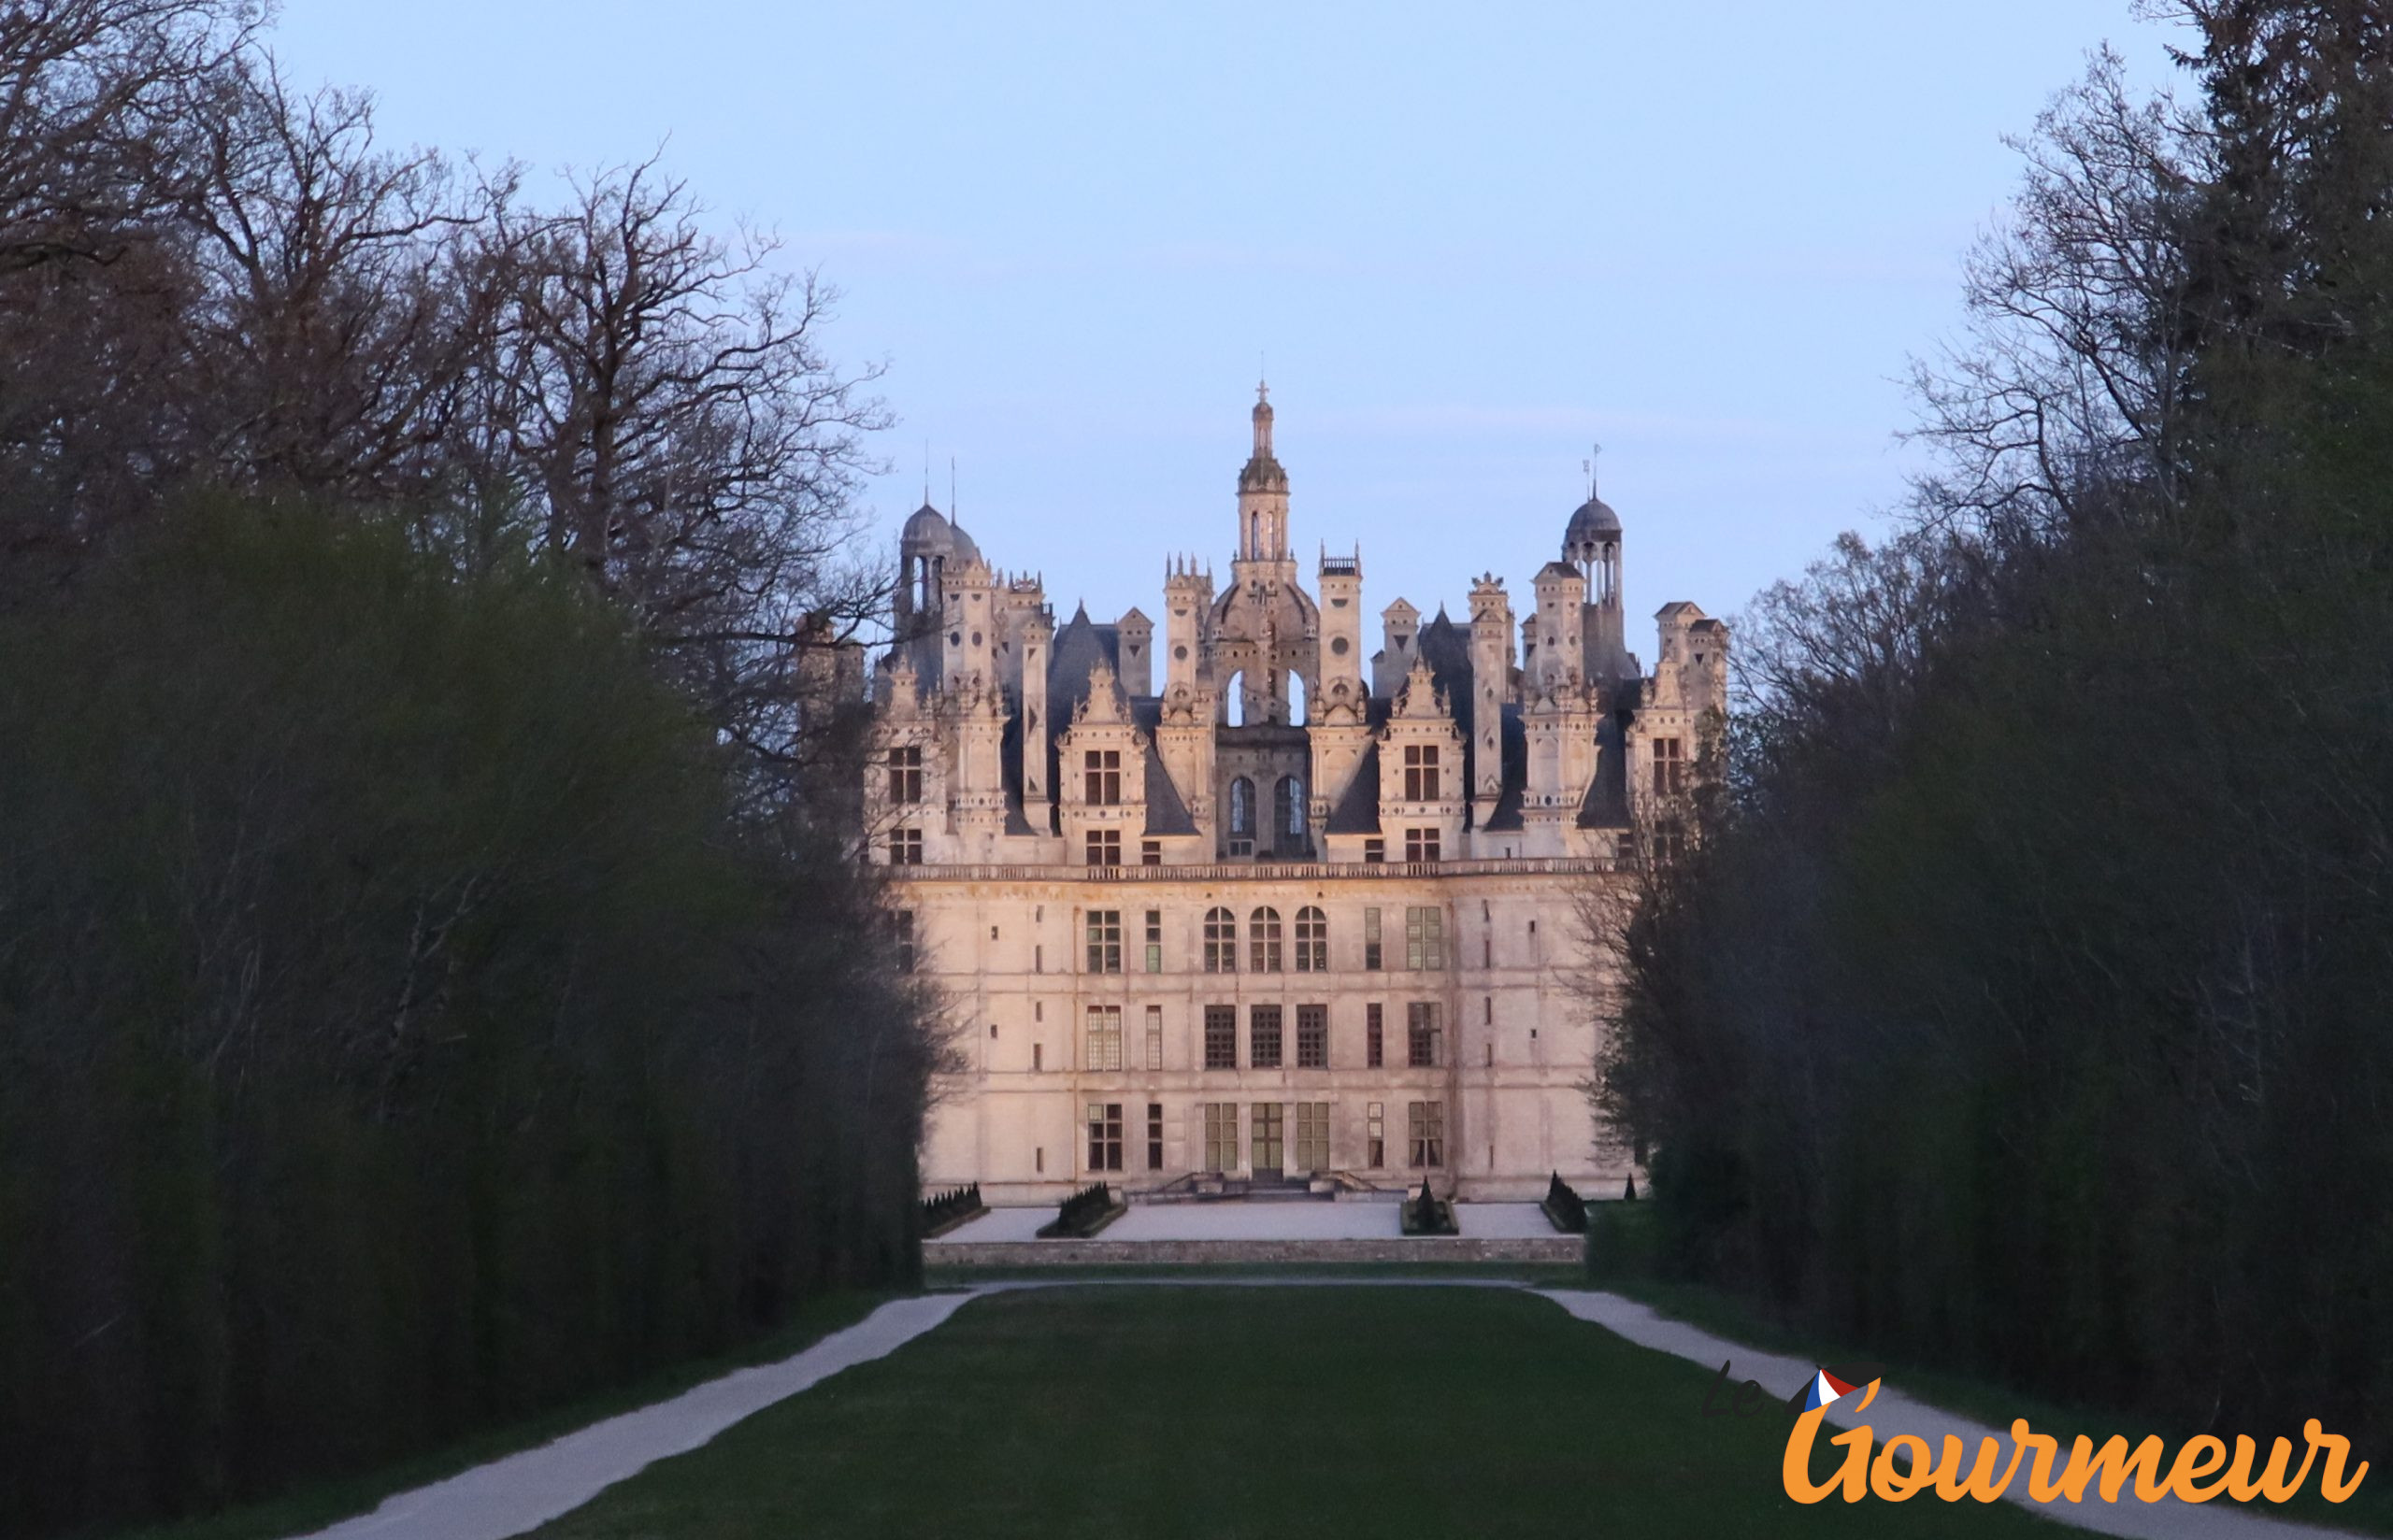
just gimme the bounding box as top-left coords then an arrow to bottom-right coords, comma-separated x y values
1225,775 -> 1307,838
1200,905 -> 1330,973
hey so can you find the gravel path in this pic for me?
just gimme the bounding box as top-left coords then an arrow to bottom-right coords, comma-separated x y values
290,1280 -> 2371,1540
292,1292 -> 981,1540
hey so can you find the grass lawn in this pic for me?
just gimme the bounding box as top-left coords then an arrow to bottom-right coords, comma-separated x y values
526,1286 -> 2072,1540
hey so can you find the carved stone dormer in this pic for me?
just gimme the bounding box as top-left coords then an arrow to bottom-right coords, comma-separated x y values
1377,656 -> 1466,861
1058,660 -> 1149,866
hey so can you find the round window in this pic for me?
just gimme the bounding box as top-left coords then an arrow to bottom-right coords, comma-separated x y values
1330,636 -> 1350,656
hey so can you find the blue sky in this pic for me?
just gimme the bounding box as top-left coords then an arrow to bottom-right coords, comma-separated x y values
273,2 -> 2184,642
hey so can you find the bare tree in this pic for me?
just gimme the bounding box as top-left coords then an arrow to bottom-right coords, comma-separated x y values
0,0 -> 252,273
486,154 -> 891,783
1906,49 -> 2199,539
173,51 -> 511,501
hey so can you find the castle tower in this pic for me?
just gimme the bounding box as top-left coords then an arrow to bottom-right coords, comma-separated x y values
940,556 -> 998,687
1528,562 -> 1586,696
1116,606 -> 1154,697
1565,481 -> 1630,680
1163,559 -> 1211,695
1373,598 -> 1420,697
1237,381 -> 1291,562
1310,546 -> 1373,834
1316,547 -> 1366,708
1468,575 -> 1512,826
1017,604 -> 1054,820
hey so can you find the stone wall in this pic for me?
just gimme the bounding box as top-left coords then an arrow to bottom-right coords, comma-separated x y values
924,1235 -> 1583,1267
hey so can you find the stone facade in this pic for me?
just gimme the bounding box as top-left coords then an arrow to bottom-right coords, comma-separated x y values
870,389 -> 1727,1201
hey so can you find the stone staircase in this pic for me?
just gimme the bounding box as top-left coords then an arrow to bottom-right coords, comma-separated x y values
1132,1170 -> 1397,1205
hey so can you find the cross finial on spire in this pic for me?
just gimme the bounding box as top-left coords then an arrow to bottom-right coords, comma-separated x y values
1589,442 -> 1603,498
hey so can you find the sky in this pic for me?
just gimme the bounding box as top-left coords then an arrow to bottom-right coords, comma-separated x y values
271,1 -> 2188,643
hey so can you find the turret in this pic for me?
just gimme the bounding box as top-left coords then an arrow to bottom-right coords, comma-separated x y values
1236,380 -> 1291,561
1017,604 -> 1054,819
1528,563 -> 1586,696
1468,575 -> 1512,821
1373,598 -> 1419,697
1163,557 -> 1212,695
1565,483 -> 1630,679
940,556 -> 997,686
1116,606 -> 1154,696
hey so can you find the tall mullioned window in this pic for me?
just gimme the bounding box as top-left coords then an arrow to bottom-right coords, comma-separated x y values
1408,1002 -> 1441,1068
1274,775 -> 1305,842
1405,905 -> 1444,969
1364,907 -> 1383,970
1084,749 -> 1122,805
1249,907 -> 1282,973
1144,1005 -> 1164,1070
1202,907 -> 1238,972
1296,1005 -> 1327,1068
1367,1003 -> 1384,1067
1087,1102 -> 1124,1172
1203,1103 -> 1238,1172
1085,828 -> 1122,866
1250,1005 -> 1283,1069
1084,1006 -> 1123,1072
1367,1102 -> 1386,1166
1085,909 -> 1122,973
1294,906 -> 1327,971
1147,1103 -> 1164,1170
1408,1101 -> 1445,1167
1405,827 -> 1440,863
1203,1005 -> 1237,1069
890,910 -> 916,972
1144,910 -> 1164,972
1227,777 -> 1254,835
1294,1103 -> 1329,1173
887,745 -> 923,804
888,827 -> 923,866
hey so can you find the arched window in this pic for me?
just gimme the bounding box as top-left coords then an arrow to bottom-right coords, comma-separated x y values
1295,906 -> 1327,972
1249,907 -> 1283,973
1228,776 -> 1254,835
1225,673 -> 1246,727
1275,776 -> 1305,837
1288,672 -> 1308,725
1203,906 -> 1238,973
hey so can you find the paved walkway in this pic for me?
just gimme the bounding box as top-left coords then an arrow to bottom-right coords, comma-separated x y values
294,1292 -> 981,1540
294,1280 -> 2371,1540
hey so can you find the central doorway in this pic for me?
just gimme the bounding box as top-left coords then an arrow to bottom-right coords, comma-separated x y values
1249,1102 -> 1283,1179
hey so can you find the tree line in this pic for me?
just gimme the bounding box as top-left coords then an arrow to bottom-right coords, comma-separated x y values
1600,0 -> 2393,1457
0,5 -> 944,1536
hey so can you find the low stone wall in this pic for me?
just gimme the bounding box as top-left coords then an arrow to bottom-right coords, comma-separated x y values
925,1235 -> 1583,1267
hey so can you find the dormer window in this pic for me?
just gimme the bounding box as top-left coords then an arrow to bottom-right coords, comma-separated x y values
1654,736 -> 1686,795
1084,749 -> 1122,806
886,746 -> 922,805
1402,744 -> 1441,801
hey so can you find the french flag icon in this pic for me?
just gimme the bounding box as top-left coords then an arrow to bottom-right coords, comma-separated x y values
1804,1368 -> 1866,1412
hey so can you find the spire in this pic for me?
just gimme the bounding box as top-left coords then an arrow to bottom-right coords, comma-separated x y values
1253,377 -> 1274,457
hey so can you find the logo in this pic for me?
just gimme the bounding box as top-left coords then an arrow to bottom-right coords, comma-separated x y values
1706,1359 -> 2372,1507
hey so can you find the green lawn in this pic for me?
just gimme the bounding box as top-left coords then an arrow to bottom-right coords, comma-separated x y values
528,1286 -> 2071,1540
